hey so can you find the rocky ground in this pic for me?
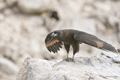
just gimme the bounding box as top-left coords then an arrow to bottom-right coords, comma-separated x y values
17,54 -> 120,80
0,0 -> 120,80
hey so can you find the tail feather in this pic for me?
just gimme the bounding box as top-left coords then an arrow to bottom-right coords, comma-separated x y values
99,40 -> 118,53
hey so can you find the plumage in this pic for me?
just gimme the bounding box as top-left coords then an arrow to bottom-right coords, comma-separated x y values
45,29 -> 118,60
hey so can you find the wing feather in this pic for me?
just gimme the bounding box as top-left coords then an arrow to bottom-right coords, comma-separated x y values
74,32 -> 117,53
45,38 -> 63,53
47,47 -> 52,52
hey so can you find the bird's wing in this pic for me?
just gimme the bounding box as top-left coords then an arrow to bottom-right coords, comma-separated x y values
74,32 -> 117,53
45,38 -> 63,53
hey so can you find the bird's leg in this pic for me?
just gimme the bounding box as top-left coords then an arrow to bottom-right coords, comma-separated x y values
70,43 -> 79,62
72,53 -> 75,60
71,52 -> 76,62
64,43 -> 72,61
64,53 -> 72,62
66,53 -> 69,59
64,52 -> 75,62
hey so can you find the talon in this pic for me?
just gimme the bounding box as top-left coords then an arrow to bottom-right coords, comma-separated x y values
64,58 -> 75,62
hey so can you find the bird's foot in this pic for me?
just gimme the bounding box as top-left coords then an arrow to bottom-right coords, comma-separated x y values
64,58 -> 75,62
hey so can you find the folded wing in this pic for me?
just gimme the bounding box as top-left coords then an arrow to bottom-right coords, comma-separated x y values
45,38 -> 63,53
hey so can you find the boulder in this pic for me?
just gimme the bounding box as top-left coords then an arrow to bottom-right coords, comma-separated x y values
0,0 -> 6,10
5,0 -> 17,6
0,58 -> 18,75
18,0 -> 50,13
17,54 -> 120,80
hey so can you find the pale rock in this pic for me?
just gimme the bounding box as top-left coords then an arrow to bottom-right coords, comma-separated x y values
0,13 -> 4,21
0,0 -> 6,10
17,55 -> 120,80
72,18 -> 96,35
5,0 -> 17,6
4,8 -> 13,16
94,2 -> 111,12
112,55 -> 120,63
95,21 -> 106,34
49,0 -> 82,19
0,58 -> 18,75
22,16 -> 44,28
18,0 -> 50,13
0,71 -> 15,80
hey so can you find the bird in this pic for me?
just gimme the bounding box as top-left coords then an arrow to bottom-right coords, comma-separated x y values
45,29 -> 118,61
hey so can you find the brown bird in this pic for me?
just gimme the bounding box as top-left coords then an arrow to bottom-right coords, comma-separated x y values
45,29 -> 118,61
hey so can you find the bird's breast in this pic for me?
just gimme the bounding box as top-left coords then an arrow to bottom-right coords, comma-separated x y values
61,35 -> 77,44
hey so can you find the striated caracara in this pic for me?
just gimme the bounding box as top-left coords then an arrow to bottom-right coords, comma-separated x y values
45,29 -> 118,61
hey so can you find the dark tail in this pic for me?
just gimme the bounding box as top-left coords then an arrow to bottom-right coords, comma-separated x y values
99,41 -> 118,53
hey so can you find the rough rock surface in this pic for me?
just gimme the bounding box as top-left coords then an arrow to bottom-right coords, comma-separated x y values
18,0 -> 50,13
0,58 -> 18,75
17,54 -> 120,80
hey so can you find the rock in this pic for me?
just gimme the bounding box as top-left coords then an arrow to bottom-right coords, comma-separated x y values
72,18 -> 96,35
17,0 -> 50,13
0,58 -> 18,75
112,55 -> 120,63
0,71 -> 15,80
5,0 -> 17,6
0,0 -> 6,11
3,8 -> 13,16
0,13 -> 4,21
22,15 -> 44,28
17,55 -> 120,80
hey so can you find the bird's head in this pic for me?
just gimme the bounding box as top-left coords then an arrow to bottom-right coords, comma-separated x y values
46,30 -> 64,40
45,30 -> 61,43
51,31 -> 59,37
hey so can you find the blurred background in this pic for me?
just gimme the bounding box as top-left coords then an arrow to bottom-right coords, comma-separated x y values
0,0 -> 120,80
